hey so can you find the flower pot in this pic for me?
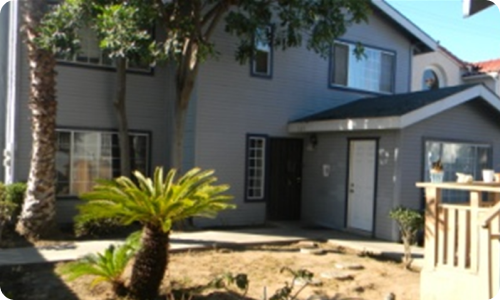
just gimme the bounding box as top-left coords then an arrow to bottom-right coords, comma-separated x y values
482,169 -> 495,183
495,173 -> 500,183
430,171 -> 444,183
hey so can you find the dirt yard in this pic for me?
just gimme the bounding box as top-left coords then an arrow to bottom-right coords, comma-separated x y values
0,242 -> 419,300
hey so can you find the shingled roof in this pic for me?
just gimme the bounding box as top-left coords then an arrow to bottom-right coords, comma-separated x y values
295,84 -> 476,122
288,84 -> 500,133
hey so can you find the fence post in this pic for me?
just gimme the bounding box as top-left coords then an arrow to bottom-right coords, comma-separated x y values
424,187 -> 441,268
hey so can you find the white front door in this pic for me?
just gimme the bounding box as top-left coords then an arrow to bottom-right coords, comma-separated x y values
347,140 -> 377,232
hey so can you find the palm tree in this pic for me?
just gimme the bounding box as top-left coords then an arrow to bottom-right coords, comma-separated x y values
16,0 -> 58,239
78,167 -> 234,300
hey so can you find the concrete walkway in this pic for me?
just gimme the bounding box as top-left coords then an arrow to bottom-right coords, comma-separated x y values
0,224 -> 424,268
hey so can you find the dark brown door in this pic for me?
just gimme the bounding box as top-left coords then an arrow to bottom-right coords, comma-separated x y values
267,138 -> 303,221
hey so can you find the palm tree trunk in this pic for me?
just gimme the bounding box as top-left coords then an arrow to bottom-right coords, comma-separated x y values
129,224 -> 169,300
16,0 -> 58,240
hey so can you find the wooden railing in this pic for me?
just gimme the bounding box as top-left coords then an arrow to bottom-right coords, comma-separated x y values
416,182 -> 500,300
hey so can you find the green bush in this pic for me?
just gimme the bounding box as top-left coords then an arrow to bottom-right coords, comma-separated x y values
0,183 -> 16,243
4,182 -> 27,224
5,182 -> 27,206
389,206 -> 424,269
74,217 -> 124,238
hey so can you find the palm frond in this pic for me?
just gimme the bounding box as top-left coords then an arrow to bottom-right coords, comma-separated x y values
58,236 -> 138,288
77,167 -> 234,233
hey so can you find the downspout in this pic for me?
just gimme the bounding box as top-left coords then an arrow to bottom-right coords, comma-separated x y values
4,0 -> 19,184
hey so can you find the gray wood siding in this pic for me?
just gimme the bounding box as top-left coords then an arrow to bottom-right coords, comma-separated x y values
14,48 -> 174,222
301,131 -> 400,240
192,10 -> 414,226
399,101 -> 500,213
16,63 -> 173,181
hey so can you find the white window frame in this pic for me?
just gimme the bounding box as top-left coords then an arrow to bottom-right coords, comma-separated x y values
246,135 -> 267,201
251,26 -> 272,78
331,41 -> 395,94
56,129 -> 150,197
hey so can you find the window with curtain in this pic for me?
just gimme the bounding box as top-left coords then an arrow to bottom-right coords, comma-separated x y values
424,140 -> 492,203
56,129 -> 149,196
251,26 -> 272,77
331,41 -> 395,93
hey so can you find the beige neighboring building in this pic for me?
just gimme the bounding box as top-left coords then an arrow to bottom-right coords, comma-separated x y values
412,46 -> 466,91
413,45 -> 500,94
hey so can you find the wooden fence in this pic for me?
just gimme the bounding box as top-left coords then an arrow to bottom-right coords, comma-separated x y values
416,182 -> 500,300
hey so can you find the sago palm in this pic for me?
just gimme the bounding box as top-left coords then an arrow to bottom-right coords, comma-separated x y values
58,231 -> 141,296
78,167 -> 234,300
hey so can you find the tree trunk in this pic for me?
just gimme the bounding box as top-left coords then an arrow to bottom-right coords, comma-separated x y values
172,42 -> 200,170
114,57 -> 131,177
112,281 -> 128,298
129,225 -> 169,300
402,235 -> 413,269
16,0 -> 58,240
172,101 -> 187,171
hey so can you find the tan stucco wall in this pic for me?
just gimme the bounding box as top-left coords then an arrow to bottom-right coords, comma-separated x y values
412,50 -> 464,91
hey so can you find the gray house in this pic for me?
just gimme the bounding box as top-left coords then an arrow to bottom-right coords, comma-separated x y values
2,1 -> 500,240
1,1 -> 172,222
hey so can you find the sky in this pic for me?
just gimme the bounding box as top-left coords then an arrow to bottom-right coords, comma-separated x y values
386,0 -> 500,63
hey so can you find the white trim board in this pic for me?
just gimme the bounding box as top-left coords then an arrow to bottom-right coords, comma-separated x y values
288,85 -> 500,133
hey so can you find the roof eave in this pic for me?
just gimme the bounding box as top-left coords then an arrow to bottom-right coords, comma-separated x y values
462,73 -> 497,80
288,117 -> 402,133
288,85 -> 500,133
402,85 -> 500,127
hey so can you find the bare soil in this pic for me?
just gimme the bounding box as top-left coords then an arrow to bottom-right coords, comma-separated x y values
0,242 -> 419,300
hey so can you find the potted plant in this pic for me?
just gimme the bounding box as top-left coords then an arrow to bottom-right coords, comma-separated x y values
430,159 -> 444,183
482,169 -> 495,183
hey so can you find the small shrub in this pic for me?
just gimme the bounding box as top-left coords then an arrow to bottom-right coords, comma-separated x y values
58,231 -> 141,296
4,182 -> 27,224
269,267 -> 314,300
389,206 -> 424,269
4,182 -> 27,206
74,217 -> 123,238
0,183 -> 18,243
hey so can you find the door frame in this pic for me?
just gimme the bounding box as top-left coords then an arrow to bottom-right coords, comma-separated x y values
344,137 -> 379,236
266,136 -> 304,221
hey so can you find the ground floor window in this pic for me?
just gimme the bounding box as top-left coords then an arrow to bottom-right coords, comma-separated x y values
245,135 -> 267,201
425,140 -> 491,203
56,129 -> 149,196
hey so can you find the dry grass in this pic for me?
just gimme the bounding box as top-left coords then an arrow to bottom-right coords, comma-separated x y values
0,242 -> 419,300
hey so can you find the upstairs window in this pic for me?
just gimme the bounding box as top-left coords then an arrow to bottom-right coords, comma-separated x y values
331,41 -> 395,93
251,26 -> 272,78
422,69 -> 440,90
56,27 -> 151,72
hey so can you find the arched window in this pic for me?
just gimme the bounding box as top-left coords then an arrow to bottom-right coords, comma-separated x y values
422,69 -> 440,90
